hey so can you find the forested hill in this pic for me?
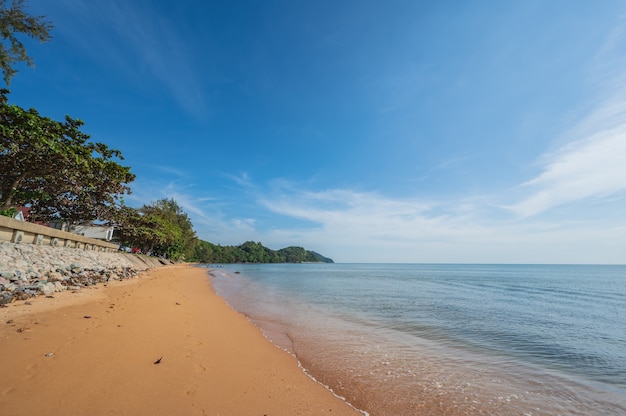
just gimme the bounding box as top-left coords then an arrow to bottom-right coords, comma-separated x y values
190,240 -> 334,264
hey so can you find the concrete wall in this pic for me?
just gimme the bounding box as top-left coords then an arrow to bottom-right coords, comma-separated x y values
0,215 -> 119,252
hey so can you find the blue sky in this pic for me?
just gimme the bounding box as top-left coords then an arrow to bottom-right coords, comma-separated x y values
8,0 -> 626,263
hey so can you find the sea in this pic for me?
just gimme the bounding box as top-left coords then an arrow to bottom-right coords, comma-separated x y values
203,263 -> 626,416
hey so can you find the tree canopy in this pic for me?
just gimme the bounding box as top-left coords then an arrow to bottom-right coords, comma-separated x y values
0,89 -> 135,222
110,201 -> 334,264
111,198 -> 197,261
190,240 -> 334,264
0,0 -> 52,85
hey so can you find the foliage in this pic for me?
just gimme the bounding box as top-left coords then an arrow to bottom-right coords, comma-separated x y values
0,89 -> 135,222
190,240 -> 334,264
307,250 -> 334,263
0,205 -> 16,217
0,0 -> 52,85
112,198 -> 197,261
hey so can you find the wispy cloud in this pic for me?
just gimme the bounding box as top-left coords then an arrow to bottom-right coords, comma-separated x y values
135,163 -> 188,178
506,15 -> 626,219
124,167 -> 625,263
509,93 -> 626,218
261,188 -> 432,231
55,0 -> 207,117
126,176 -> 263,245
254,185 -> 625,263
259,187 -> 489,248
224,172 -> 254,188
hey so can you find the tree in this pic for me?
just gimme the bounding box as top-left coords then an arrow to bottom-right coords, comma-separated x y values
0,89 -> 135,222
141,198 -> 197,260
188,240 -> 333,264
111,199 -> 197,261
0,0 -> 52,85
111,206 -> 178,255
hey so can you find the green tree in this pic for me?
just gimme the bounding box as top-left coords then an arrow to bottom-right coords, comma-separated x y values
191,240 -> 216,263
141,198 -> 197,260
0,0 -> 52,85
188,239 -> 333,264
277,246 -> 311,263
112,199 -> 197,261
0,89 -> 135,221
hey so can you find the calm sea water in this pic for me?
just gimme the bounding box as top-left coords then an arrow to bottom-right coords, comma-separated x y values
205,263 -> 626,416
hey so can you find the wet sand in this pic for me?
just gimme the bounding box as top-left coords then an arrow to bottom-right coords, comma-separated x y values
0,264 -> 362,416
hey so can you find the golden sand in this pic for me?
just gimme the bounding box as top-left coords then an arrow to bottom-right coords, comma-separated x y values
0,265 -> 361,416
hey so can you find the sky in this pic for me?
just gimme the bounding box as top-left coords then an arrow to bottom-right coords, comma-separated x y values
7,0 -> 626,263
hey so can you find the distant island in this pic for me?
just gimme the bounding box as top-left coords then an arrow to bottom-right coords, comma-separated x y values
190,240 -> 334,264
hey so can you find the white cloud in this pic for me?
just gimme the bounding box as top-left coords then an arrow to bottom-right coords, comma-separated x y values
510,95 -> 626,218
254,186 -> 625,263
225,172 -> 254,188
261,188 -> 436,237
124,170 -> 625,263
504,15 -> 626,219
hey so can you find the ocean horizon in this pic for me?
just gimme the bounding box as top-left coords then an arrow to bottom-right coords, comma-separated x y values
206,263 -> 626,416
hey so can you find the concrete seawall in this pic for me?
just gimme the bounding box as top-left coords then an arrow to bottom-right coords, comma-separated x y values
0,215 -> 119,251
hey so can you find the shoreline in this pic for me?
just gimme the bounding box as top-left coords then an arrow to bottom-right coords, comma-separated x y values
0,264 -> 362,416
209,263 -> 626,416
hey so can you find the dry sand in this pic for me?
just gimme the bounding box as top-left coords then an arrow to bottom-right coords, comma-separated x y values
0,265 -> 362,416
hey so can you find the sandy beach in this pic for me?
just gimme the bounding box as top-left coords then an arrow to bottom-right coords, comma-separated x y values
0,264 -> 362,416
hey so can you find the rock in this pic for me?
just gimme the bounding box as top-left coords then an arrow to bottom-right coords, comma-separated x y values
14,291 -> 31,301
0,293 -> 14,305
41,283 -> 55,296
47,272 -> 64,282
0,242 -> 158,300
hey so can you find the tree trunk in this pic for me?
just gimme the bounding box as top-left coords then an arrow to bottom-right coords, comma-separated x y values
0,174 -> 25,209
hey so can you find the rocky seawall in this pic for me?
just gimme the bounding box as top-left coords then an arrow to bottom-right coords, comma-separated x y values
0,242 -> 171,305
